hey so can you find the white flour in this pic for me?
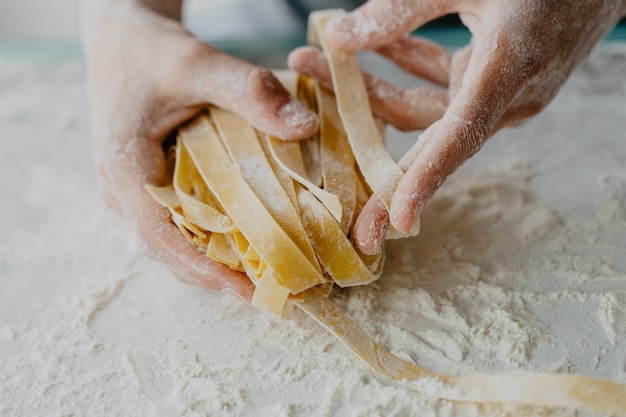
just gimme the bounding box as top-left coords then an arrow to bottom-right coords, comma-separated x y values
1,44 -> 626,417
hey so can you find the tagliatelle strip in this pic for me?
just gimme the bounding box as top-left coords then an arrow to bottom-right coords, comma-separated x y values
307,10 -> 419,239
315,83 -> 358,233
308,10 -> 421,238
174,143 -> 234,235
296,185 -> 381,287
179,115 -> 326,294
210,107 -> 320,271
268,135 -> 344,223
147,10 -> 626,413
207,233 -> 242,271
295,289 -> 626,414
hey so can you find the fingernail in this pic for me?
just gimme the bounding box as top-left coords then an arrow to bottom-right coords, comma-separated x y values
391,199 -> 424,233
277,98 -> 319,138
414,202 -> 424,222
357,216 -> 388,255
410,205 -> 424,235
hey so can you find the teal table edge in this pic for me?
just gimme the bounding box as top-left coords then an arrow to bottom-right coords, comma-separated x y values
1,24 -> 625,59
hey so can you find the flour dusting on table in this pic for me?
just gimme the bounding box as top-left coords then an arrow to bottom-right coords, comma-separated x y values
1,44 -> 626,417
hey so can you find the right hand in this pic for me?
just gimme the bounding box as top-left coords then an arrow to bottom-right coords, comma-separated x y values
292,0 -> 626,254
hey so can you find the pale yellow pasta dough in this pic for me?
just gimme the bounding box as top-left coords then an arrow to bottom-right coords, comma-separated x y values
147,9 -> 626,414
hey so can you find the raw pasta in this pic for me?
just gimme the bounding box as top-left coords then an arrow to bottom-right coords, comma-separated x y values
147,9 -> 626,414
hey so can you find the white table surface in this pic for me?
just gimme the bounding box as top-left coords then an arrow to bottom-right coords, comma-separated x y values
1,43 -> 626,416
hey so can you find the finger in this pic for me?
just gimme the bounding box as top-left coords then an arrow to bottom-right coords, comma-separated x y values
139,199 -> 255,299
326,0 -> 459,50
178,43 -> 319,140
376,35 -> 452,87
389,37 -> 527,233
397,119 -> 442,167
364,70 -> 449,131
353,196 -> 388,255
105,134 -> 254,299
497,82 -> 554,130
289,47 -> 448,131
352,123 -> 440,254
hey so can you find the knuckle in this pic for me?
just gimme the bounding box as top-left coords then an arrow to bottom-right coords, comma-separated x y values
394,123 -> 415,132
246,66 -> 280,97
446,118 -> 486,165
500,33 -> 553,85
460,122 -> 485,156
138,236 -> 161,262
519,101 -> 544,118
135,209 -> 173,262
515,51 -> 549,83
169,269 -> 193,285
505,100 -> 545,125
99,186 -> 121,213
392,115 -> 421,132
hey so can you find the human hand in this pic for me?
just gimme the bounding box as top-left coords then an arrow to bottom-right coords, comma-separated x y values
291,0 -> 626,254
81,0 -> 319,297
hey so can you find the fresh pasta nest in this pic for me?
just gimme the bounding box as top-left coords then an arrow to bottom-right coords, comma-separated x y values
147,9 -> 417,316
147,10 -> 626,414
148,70 -> 387,316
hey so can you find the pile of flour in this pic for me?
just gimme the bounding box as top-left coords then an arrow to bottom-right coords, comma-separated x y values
1,44 -> 626,417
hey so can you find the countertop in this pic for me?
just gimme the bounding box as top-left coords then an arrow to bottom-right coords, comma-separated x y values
1,40 -> 626,417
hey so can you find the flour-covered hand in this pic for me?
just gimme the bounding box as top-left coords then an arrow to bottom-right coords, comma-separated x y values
81,0 -> 319,296
322,0 -> 626,253
288,39 -> 450,131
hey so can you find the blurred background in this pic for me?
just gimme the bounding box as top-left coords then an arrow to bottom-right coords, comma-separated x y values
0,0 -> 311,41
0,0 -> 624,52
0,0 -> 471,61
0,0 -> 446,41
0,0 -> 80,40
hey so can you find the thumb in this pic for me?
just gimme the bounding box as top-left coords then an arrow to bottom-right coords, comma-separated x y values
181,43 -> 319,140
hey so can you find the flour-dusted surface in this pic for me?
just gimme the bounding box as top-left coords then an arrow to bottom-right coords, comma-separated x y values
1,44 -> 626,417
